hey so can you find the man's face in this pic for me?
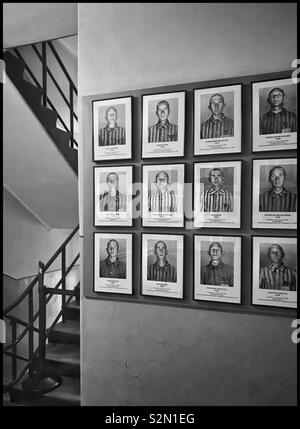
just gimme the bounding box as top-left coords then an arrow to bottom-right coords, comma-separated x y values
156,172 -> 169,191
106,108 -> 117,125
208,243 -> 223,263
107,241 -> 118,258
107,173 -> 118,191
209,95 -> 224,116
268,245 -> 283,265
209,170 -> 223,189
270,168 -> 285,189
156,103 -> 169,122
155,242 -> 167,261
268,89 -> 284,108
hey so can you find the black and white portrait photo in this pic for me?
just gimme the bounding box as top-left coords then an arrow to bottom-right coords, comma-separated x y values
142,91 -> 185,158
94,233 -> 132,294
142,164 -> 184,227
94,165 -> 132,226
194,84 -> 241,155
194,235 -> 241,304
252,78 -> 297,151
142,234 -> 184,299
194,161 -> 241,228
93,96 -> 132,160
252,236 -> 297,308
252,158 -> 297,229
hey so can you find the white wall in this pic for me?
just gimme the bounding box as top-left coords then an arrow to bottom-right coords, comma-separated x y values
79,3 -> 297,95
3,3 -> 78,48
79,3 -> 297,406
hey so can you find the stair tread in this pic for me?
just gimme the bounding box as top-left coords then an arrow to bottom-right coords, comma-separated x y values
46,342 -> 80,365
67,300 -> 80,310
45,376 -> 80,403
50,320 -> 80,336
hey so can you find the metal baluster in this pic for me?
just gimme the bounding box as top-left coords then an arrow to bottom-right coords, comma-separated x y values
28,288 -> 34,377
11,320 -> 17,381
42,42 -> 47,107
38,261 -> 46,376
69,83 -> 74,148
61,248 -> 66,323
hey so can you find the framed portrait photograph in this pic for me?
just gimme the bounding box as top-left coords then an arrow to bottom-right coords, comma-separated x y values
194,84 -> 242,155
252,78 -> 297,152
94,165 -> 132,226
142,163 -> 185,227
194,235 -> 241,304
94,233 -> 132,294
252,158 -> 297,229
194,161 -> 241,228
252,236 -> 297,309
141,234 -> 184,299
92,96 -> 132,161
142,91 -> 185,158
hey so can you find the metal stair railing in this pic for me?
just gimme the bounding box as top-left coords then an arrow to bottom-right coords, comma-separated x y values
11,39 -> 78,149
3,225 -> 80,394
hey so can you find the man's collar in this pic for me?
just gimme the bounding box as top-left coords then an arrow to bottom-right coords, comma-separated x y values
267,108 -> 286,116
268,263 -> 285,272
156,120 -> 170,130
208,261 -> 224,269
208,186 -> 225,195
210,113 -> 225,122
106,257 -> 120,267
154,260 -> 170,271
270,187 -> 287,198
105,123 -> 118,131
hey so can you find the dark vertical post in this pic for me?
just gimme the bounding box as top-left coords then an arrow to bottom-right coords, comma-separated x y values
11,320 -> 17,381
42,42 -> 47,106
28,288 -> 34,377
38,261 -> 46,376
61,248 -> 66,323
69,83 -> 74,148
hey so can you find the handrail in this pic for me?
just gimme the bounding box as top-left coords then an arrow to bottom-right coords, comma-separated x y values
44,225 -> 79,271
3,276 -> 38,317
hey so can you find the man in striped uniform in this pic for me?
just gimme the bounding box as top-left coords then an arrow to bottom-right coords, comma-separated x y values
149,170 -> 177,212
100,239 -> 126,279
148,100 -> 178,142
147,241 -> 177,283
201,242 -> 234,286
200,168 -> 233,212
200,93 -> 234,139
259,166 -> 297,212
99,172 -> 127,212
259,244 -> 296,291
260,87 -> 297,135
99,106 -> 126,146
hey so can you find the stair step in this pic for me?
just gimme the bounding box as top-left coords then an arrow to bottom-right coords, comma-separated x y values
63,300 -> 80,321
48,320 -> 80,345
17,80 -> 43,107
35,105 -> 58,130
46,342 -> 80,366
4,51 -> 26,79
44,376 -> 80,406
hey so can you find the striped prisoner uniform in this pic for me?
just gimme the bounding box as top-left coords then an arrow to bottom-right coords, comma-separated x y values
147,261 -> 177,283
99,191 -> 126,212
200,187 -> 233,212
99,124 -> 126,146
200,114 -> 234,139
148,120 -> 178,143
201,261 -> 234,286
259,188 -> 297,212
149,190 -> 177,212
259,264 -> 296,291
260,108 -> 297,135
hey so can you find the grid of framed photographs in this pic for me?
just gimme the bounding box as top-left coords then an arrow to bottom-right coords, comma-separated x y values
87,71 -> 297,314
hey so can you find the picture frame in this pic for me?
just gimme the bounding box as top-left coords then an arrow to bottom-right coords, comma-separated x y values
252,78 -> 297,152
194,235 -> 242,304
93,232 -> 133,295
252,158 -> 297,229
194,84 -> 242,155
252,236 -> 297,309
142,91 -> 186,158
92,96 -> 132,161
142,163 -> 185,228
94,165 -> 133,226
194,160 -> 241,228
141,233 -> 184,299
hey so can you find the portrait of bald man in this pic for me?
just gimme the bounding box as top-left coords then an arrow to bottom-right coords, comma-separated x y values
259,244 -> 296,291
259,87 -> 297,135
99,105 -> 126,146
201,241 -> 234,286
100,239 -> 126,279
147,240 -> 177,283
201,93 -> 234,139
148,100 -> 178,143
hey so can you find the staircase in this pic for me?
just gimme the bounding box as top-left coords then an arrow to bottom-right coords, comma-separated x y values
3,42 -> 78,175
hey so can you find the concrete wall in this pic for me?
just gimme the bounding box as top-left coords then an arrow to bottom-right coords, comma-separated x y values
79,3 -> 297,406
3,3 -> 78,48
